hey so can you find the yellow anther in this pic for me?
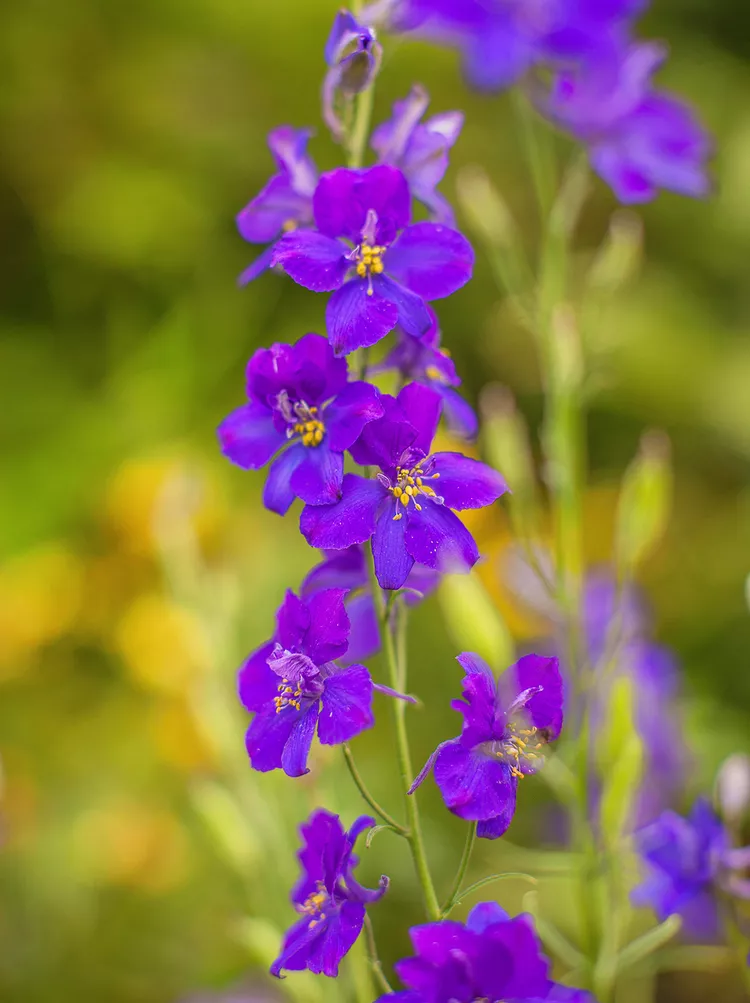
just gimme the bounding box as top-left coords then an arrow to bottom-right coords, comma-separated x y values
356,262 -> 367,277
371,260 -> 384,274
393,486 -> 402,498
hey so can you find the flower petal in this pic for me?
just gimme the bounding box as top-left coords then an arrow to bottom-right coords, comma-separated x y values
276,590 -> 311,650
324,381 -> 385,452
268,125 -> 317,196
372,274 -> 433,338
271,913 -> 330,978
431,452 -> 508,510
237,641 -> 277,712
465,902 -> 511,933
342,591 -> 381,663
318,665 -> 375,744
304,588 -> 351,664
404,502 -> 479,574
293,808 -> 348,902
236,174 -> 311,244
499,654 -> 564,739
217,403 -> 284,469
263,445 -> 306,515
301,546 -> 368,595
326,279 -> 399,356
373,500 -> 415,590
272,231 -> 349,291
313,165 -> 410,243
309,899 -> 366,976
281,701 -> 320,777
440,387 -> 479,440
289,442 -> 344,505
385,222 -> 474,300
245,706 -> 299,773
433,741 -> 518,827
238,243 -> 278,286
300,474 -> 384,550
397,382 -> 441,456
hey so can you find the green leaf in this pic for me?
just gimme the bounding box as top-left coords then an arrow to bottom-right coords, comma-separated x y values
615,915 -> 683,975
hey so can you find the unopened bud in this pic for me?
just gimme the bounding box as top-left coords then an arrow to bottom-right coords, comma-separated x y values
716,753 -> 750,826
588,210 -> 643,295
616,430 -> 672,574
456,165 -> 517,251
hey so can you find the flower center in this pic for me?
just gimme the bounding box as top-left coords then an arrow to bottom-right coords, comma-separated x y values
273,677 -> 303,713
298,882 -> 328,928
386,463 -> 441,521
481,723 -> 549,780
280,397 -> 325,447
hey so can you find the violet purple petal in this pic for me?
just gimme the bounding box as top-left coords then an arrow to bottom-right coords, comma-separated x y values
324,381 -> 385,452
237,641 -> 277,712
300,474 -> 384,550
434,740 -> 518,823
385,222 -> 474,300
289,442 -> 344,506
217,402 -> 285,470
280,701 -> 320,777
271,230 -> 350,291
304,587 -> 351,664
318,665 -> 375,745
263,445 -> 305,515
431,452 -> 508,510
404,502 -> 479,574
372,273 -> 434,338
373,501 -> 415,590
326,278 -> 400,356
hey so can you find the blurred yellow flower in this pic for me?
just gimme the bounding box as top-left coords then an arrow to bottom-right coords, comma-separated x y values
150,697 -> 219,772
0,544 -> 84,679
72,801 -> 191,892
115,593 -> 211,694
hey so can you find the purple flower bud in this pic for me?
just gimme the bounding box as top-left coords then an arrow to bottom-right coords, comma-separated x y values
323,10 -> 383,140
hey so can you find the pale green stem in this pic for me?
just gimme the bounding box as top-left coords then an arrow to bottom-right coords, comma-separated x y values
442,822 -> 476,915
364,913 -> 394,995
366,546 -> 442,921
342,744 -> 407,835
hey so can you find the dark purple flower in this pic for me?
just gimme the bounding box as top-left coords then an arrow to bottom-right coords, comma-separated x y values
365,0 -> 644,92
272,809 -> 388,978
323,11 -> 383,140
371,85 -> 464,225
299,383 -> 507,590
217,333 -> 383,515
236,127 -> 318,285
410,652 -> 563,839
633,798 -> 750,940
271,165 -> 474,356
378,901 -> 595,1003
374,307 -> 478,439
542,40 -> 711,203
301,544 -> 441,662
238,589 -> 377,777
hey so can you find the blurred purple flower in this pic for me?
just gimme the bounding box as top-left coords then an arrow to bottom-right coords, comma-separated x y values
374,307 -> 478,439
372,85 -> 464,225
272,809 -> 388,977
301,544 -> 441,662
409,652 -> 563,839
542,40 -> 711,202
633,798 -> 750,940
236,127 -> 318,285
323,10 -> 383,140
217,333 -> 383,515
299,383 -> 507,590
239,589 -> 376,777
378,901 -> 595,1003
364,0 -> 645,92
271,165 -> 474,356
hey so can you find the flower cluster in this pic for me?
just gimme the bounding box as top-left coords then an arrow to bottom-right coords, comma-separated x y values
362,0 -> 711,203
216,2 -> 731,998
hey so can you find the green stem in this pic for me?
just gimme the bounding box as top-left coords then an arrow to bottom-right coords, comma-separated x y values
367,547 -> 442,922
443,871 -> 538,915
343,744 -> 408,835
364,914 -> 394,995
347,82 -> 375,170
442,822 -> 476,915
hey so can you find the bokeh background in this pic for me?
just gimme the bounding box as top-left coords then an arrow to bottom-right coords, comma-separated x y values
2,0 -> 750,1001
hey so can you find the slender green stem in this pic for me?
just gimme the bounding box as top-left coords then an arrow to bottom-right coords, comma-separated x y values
444,871 -> 538,915
442,822 -> 476,915
366,547 -> 442,921
364,914 -> 394,995
343,744 -> 408,835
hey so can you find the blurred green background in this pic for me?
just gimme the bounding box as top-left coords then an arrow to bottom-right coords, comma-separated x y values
2,0 -> 750,1000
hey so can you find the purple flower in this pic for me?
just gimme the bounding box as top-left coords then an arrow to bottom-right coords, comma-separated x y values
542,40 -> 711,203
371,85 -> 464,225
272,809 -> 388,978
410,652 -> 564,839
378,901 -> 595,1003
374,307 -> 478,439
633,798 -> 750,940
299,383 -> 507,590
301,544 -> 441,662
323,11 -> 382,140
238,589 -> 377,777
271,165 -> 474,356
236,127 -> 318,285
365,0 -> 644,92
217,333 -> 383,515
